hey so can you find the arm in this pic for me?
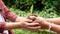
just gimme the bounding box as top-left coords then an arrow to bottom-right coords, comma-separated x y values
0,22 -> 24,30
0,0 -> 22,22
34,17 -> 60,33
0,22 -> 40,30
41,21 -> 60,33
38,17 -> 60,33
46,17 -> 60,25
0,0 -> 31,22
28,15 -> 60,25
4,22 -> 23,30
28,16 -> 60,33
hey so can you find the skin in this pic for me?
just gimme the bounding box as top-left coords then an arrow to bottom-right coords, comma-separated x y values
15,16 -> 32,22
4,22 -> 41,30
40,21 -> 60,33
28,15 -> 60,34
46,17 -> 60,25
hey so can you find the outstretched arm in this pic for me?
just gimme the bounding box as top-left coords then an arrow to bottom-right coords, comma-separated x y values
0,22 -> 23,30
0,0 -> 31,22
46,17 -> 60,25
28,16 -> 60,33
0,22 -> 40,30
41,21 -> 60,33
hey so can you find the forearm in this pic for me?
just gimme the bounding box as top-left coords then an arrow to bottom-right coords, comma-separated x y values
42,21 -> 60,33
15,16 -> 23,22
4,22 -> 22,30
50,23 -> 60,33
46,17 -> 60,25
15,16 -> 21,22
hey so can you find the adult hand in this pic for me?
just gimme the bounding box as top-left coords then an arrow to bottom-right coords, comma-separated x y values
16,17 -> 32,23
16,16 -> 41,30
28,15 -> 48,28
20,22 -> 41,30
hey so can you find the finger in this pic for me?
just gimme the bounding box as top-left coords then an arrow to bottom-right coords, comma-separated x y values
25,19 -> 33,23
27,26 -> 41,30
33,18 -> 44,23
26,23 -> 39,26
33,20 -> 38,23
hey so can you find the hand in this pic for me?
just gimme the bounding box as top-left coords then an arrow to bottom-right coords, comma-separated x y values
20,22 -> 41,30
16,16 -> 41,30
16,17 -> 32,23
28,15 -> 47,27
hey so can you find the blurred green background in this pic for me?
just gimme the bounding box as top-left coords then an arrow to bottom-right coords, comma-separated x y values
3,0 -> 60,34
